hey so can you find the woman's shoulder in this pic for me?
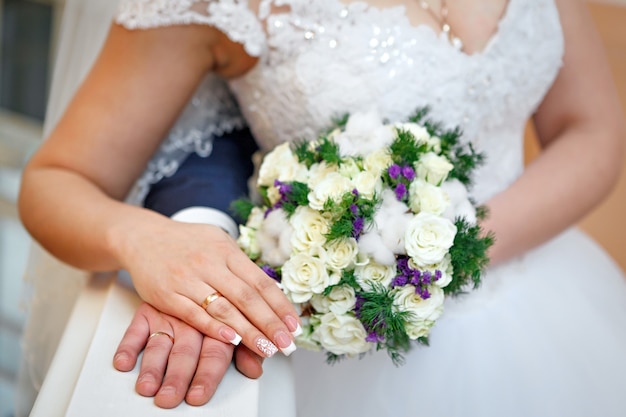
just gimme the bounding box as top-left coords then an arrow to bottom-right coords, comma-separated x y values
115,0 -> 267,57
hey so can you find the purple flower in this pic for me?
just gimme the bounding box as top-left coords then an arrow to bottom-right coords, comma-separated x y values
261,264 -> 280,282
410,270 -> 422,286
366,331 -> 385,343
402,166 -> 416,181
422,271 -> 432,285
392,274 -> 409,288
397,257 -> 410,274
352,188 -> 359,197
416,286 -> 431,299
434,270 -> 442,281
350,203 -> 358,215
395,183 -> 407,200
388,164 -> 401,179
352,217 -> 364,238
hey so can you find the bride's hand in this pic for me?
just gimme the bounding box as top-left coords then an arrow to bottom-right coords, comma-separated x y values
113,215 -> 301,359
114,303 -> 265,408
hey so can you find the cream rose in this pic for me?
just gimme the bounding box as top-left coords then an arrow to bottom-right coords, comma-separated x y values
307,172 -> 354,211
415,152 -> 454,185
310,285 -> 357,315
324,237 -> 359,271
405,212 -> 457,266
352,170 -> 382,199
393,284 -> 445,323
395,122 -> 431,143
257,142 -> 306,187
289,206 -> 330,252
403,318 -> 433,340
363,148 -> 393,177
408,179 -> 450,215
281,253 -> 331,303
237,225 -> 260,259
355,260 -> 397,291
314,312 -> 371,356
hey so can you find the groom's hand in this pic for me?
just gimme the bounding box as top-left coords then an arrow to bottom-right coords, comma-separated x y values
113,302 -> 264,408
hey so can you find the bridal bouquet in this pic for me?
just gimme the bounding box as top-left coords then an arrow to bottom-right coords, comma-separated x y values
234,108 -> 493,364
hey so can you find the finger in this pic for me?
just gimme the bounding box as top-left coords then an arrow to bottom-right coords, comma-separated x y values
202,265 -> 299,357
197,287 -> 295,358
136,324 -> 175,397
226,252 -> 302,336
185,337 -> 235,406
113,303 -> 152,372
154,321 -> 203,409
233,345 -> 264,379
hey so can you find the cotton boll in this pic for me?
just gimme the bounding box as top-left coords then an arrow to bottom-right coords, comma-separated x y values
336,110 -> 395,157
373,189 -> 413,255
358,232 -> 396,265
440,179 -> 477,224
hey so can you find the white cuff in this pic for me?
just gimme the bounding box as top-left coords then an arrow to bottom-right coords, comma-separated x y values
171,206 -> 239,238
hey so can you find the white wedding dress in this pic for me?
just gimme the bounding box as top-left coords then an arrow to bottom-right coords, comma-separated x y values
21,0 -> 625,416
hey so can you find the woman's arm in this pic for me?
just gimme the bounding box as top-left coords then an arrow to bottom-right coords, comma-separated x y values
18,23 -> 300,358
482,0 -> 625,265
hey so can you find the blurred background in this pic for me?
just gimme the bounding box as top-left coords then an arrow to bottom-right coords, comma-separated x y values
0,1 -> 624,416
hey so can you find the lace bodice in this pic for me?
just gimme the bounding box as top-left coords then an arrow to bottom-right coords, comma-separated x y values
117,0 -> 563,204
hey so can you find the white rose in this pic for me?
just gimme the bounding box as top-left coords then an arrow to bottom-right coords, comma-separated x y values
393,284 -> 445,322
307,172 -> 354,211
395,122 -> 431,143
363,148 -> 393,177
281,253 -> 332,303
289,206 -> 330,252
427,136 -> 442,153
403,319 -> 433,340
314,312 -> 371,356
324,238 -> 359,271
257,142 -> 306,187
338,158 -> 361,179
408,179 -> 450,215
355,260 -> 397,291
237,225 -> 260,259
352,170 -> 382,199
310,285 -> 357,315
307,162 -> 336,190
405,212 -> 457,266
295,316 -> 322,351
266,185 -> 282,206
246,207 -> 265,229
433,254 -> 454,288
415,152 -> 454,185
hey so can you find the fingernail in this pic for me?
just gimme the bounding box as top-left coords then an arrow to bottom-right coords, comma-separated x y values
220,327 -> 242,346
137,373 -> 155,384
275,331 -> 297,356
285,316 -> 303,337
256,337 -> 278,358
113,352 -> 127,363
158,386 -> 176,396
188,385 -> 205,397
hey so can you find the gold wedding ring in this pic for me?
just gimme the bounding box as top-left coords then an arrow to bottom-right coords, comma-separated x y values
148,331 -> 174,344
201,291 -> 223,311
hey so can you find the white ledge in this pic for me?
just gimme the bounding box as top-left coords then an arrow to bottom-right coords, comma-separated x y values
31,273 -> 295,417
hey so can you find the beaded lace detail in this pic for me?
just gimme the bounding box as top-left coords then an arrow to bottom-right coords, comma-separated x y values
116,0 -> 563,206
125,74 -> 246,205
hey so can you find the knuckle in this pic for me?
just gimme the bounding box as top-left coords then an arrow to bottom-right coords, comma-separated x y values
237,286 -> 259,306
169,343 -> 198,359
255,275 -> 277,293
208,298 -> 232,319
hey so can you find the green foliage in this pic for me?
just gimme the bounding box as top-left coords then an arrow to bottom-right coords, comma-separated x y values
445,217 -> 495,296
356,285 -> 413,366
293,136 -> 342,168
229,198 -> 255,223
280,181 -> 310,217
323,191 -> 379,241
389,129 -> 428,166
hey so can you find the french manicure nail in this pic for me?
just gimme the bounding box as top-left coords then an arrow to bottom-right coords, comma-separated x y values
220,327 -> 242,346
285,316 -> 303,337
256,337 -> 278,358
275,331 -> 297,356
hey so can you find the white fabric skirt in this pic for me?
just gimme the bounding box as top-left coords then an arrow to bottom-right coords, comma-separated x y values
291,228 -> 626,417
